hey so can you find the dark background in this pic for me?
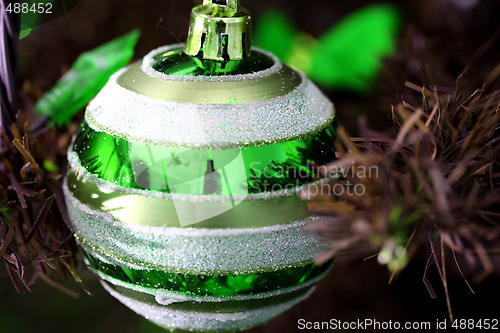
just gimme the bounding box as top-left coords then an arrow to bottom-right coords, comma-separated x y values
2,0 -> 499,332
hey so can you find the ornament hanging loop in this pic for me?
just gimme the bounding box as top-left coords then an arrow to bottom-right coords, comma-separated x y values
203,0 -> 239,12
185,0 -> 251,62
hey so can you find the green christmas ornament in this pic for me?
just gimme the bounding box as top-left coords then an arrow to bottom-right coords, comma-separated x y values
65,0 -> 336,331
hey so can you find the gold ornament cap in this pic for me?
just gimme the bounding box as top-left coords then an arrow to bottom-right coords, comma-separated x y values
184,0 -> 251,61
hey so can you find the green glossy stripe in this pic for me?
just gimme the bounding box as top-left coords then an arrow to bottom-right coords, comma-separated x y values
85,252 -> 330,298
73,119 -> 336,195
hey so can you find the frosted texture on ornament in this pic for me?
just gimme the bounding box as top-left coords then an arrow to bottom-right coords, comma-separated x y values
86,69 -> 333,147
65,182 -> 327,273
102,281 -> 315,332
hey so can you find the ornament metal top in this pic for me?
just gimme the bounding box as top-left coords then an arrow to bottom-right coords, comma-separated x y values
65,0 -> 336,331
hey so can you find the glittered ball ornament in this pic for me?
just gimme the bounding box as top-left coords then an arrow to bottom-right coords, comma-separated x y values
65,0 -> 336,331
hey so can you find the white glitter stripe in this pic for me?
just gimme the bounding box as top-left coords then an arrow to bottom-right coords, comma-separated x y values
102,280 -> 315,332
68,149 -> 329,203
65,185 -> 326,273
85,69 -> 333,147
79,239 -> 316,274
89,260 -> 330,304
142,44 -> 283,82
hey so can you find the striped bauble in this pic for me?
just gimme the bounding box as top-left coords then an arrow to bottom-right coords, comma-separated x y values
65,44 -> 336,332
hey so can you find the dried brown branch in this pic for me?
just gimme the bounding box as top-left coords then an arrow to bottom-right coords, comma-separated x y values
0,97 -> 82,294
304,27 -> 500,319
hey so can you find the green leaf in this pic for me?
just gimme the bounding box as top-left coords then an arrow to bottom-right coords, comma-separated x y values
253,9 -> 300,62
254,4 -> 401,92
35,29 -> 141,126
19,29 -> 32,39
309,4 -> 401,91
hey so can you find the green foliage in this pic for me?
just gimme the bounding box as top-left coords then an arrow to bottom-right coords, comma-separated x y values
35,30 -> 140,126
254,4 -> 401,92
253,9 -> 298,61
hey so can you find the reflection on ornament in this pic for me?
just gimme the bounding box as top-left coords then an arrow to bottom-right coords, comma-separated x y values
65,0 -> 336,331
